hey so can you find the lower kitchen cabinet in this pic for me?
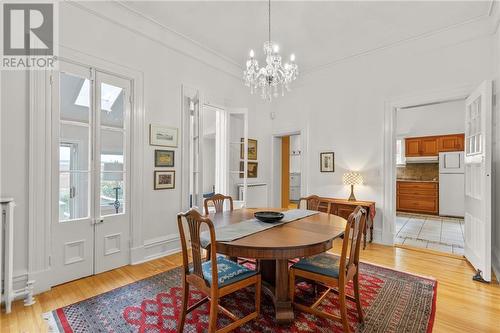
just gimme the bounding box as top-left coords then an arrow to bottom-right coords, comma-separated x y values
396,181 -> 439,215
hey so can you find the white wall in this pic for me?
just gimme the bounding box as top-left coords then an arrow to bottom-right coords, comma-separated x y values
396,100 -> 465,138
256,26 -> 496,242
493,24 -> 500,281
0,1 -> 262,289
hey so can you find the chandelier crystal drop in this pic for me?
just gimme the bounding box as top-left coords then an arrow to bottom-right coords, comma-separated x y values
243,0 -> 298,101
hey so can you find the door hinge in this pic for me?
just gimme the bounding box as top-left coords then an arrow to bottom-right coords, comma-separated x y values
49,75 -> 53,86
48,255 -> 51,266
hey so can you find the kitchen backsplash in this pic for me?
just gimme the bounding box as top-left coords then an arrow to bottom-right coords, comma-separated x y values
397,163 -> 439,181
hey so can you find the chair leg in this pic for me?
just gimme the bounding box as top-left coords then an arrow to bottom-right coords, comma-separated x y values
339,285 -> 350,333
208,297 -> 219,333
353,273 -> 364,323
255,275 -> 261,315
177,280 -> 189,333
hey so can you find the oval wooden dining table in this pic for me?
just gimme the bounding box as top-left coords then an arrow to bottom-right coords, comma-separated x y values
208,208 -> 347,324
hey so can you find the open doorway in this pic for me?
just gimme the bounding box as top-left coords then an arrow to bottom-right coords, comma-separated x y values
272,132 -> 304,208
394,99 -> 465,255
385,81 -> 493,282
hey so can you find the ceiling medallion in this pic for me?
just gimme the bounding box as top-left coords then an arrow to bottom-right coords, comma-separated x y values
243,0 -> 298,101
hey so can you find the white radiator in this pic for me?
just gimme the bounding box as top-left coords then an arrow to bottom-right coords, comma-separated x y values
1,198 -> 15,313
238,183 -> 268,208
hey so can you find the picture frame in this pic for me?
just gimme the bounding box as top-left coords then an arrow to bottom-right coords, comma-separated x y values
155,150 -> 175,167
320,152 -> 335,172
154,170 -> 175,190
150,124 -> 178,147
240,138 -> 258,160
240,161 -> 258,178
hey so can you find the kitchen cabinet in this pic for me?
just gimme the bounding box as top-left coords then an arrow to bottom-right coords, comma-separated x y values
405,138 -> 421,157
405,133 -> 464,157
396,181 -> 438,214
437,134 -> 465,152
421,137 -> 439,156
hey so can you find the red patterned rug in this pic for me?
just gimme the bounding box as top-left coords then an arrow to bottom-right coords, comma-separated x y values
44,261 -> 437,333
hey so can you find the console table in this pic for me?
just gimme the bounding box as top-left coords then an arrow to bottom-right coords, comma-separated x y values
315,197 -> 376,249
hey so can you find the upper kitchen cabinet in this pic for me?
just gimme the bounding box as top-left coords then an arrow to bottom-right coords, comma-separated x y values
437,134 -> 465,152
421,137 -> 439,156
405,138 -> 421,157
405,133 -> 464,157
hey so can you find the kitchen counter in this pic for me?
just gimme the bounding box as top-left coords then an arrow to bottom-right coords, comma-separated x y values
397,179 -> 438,183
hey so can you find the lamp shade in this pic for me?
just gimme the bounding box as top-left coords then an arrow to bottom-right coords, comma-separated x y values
343,172 -> 363,186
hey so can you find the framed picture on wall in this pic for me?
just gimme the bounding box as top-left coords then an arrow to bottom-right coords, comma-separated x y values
240,161 -> 258,178
154,170 -> 175,189
150,124 -> 178,147
240,138 -> 258,160
320,152 -> 335,172
155,150 -> 175,167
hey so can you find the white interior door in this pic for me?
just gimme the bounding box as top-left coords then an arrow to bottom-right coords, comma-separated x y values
93,71 -> 131,274
51,61 -> 132,285
227,108 -> 248,209
51,62 -> 94,285
464,80 -> 492,282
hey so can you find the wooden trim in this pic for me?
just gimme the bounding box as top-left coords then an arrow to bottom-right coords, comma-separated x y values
281,136 -> 290,208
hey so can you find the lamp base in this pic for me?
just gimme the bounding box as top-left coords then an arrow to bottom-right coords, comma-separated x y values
348,184 -> 357,201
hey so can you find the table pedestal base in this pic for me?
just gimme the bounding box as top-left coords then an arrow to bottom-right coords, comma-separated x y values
260,259 -> 294,324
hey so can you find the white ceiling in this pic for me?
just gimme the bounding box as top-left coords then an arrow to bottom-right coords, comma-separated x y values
123,1 -> 492,72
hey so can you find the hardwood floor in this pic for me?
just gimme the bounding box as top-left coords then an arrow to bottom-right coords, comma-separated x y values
1,241 -> 499,332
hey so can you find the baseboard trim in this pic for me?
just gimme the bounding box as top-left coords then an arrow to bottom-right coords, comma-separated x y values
492,245 -> 500,283
131,234 -> 181,265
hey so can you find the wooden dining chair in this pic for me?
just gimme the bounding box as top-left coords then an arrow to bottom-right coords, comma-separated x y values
177,208 -> 261,333
289,206 -> 367,333
204,193 -> 234,215
299,195 -> 333,213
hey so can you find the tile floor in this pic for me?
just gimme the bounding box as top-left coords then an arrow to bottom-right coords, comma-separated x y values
395,213 -> 464,255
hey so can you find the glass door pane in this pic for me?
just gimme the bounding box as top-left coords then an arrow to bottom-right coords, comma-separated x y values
59,72 -> 91,221
228,111 -> 248,208
98,82 -> 126,217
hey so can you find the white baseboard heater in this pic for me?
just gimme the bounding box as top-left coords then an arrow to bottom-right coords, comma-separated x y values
238,183 -> 268,208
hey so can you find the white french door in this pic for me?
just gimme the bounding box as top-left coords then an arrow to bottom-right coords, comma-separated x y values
464,80 -> 492,282
227,108 -> 248,209
51,61 -> 131,286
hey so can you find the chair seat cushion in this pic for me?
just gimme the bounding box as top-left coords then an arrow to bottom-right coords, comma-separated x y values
200,256 -> 257,288
291,253 -> 340,278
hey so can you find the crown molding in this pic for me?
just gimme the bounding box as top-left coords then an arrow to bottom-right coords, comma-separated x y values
64,0 -> 242,80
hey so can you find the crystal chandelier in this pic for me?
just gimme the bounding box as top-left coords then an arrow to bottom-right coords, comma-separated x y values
243,0 -> 298,101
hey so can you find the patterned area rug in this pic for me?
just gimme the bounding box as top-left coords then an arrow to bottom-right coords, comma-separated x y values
44,262 -> 437,333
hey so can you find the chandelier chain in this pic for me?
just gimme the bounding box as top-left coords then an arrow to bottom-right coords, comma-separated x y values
268,0 -> 271,42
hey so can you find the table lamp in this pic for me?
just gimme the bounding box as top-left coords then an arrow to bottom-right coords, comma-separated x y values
343,172 -> 363,201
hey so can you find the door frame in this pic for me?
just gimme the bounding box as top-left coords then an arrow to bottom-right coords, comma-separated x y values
383,84 -> 474,246
28,47 -> 144,293
270,128 -> 308,208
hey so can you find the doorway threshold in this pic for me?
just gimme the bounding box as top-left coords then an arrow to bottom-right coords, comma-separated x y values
394,244 -> 465,260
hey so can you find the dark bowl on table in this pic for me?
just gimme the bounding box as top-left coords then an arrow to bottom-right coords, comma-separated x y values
254,211 -> 285,223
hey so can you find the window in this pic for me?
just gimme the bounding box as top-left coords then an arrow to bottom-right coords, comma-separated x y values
396,138 -> 406,166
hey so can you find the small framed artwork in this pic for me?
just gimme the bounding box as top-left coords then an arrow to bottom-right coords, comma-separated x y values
240,138 -> 258,160
154,170 -> 175,190
240,161 -> 258,178
320,152 -> 335,172
150,124 -> 178,147
155,150 -> 175,167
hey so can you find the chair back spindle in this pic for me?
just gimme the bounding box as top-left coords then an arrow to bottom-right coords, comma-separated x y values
204,193 -> 234,215
339,206 -> 366,281
177,209 -> 218,287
